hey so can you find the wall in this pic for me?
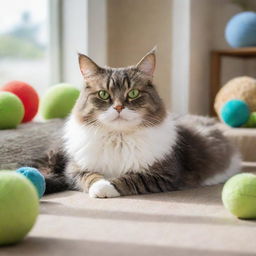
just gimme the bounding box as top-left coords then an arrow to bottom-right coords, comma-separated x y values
171,0 -> 190,114
188,0 -> 214,114
107,0 -> 173,108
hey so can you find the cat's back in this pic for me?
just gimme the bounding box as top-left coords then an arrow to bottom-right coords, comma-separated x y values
170,114 -> 241,186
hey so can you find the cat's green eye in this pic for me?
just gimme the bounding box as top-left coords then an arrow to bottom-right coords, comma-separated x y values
98,90 -> 110,100
128,89 -> 140,99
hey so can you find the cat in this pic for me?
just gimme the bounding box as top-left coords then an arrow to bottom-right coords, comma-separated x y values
37,48 -> 241,198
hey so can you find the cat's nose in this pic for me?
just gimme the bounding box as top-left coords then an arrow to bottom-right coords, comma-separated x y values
113,105 -> 124,113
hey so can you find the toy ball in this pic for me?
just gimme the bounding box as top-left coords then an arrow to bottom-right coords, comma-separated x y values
222,173 -> 256,219
214,77 -> 256,117
16,167 -> 46,198
0,92 -> 24,129
40,83 -> 80,120
220,99 -> 250,127
225,11 -> 256,48
0,171 -> 39,245
0,81 -> 39,122
243,112 -> 256,128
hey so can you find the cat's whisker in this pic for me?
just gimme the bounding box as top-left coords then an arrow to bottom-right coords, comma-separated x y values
142,120 -> 160,127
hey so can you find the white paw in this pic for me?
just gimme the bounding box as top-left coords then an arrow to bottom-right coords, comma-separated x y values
89,179 -> 120,198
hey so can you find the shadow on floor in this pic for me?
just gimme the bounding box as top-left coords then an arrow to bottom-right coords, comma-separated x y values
40,201 -> 255,226
43,184 -> 224,206
2,237 -> 254,256
128,185 -> 224,205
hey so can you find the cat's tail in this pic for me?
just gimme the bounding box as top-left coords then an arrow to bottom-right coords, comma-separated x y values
42,148 -> 72,194
44,174 -> 70,194
20,148 -> 71,195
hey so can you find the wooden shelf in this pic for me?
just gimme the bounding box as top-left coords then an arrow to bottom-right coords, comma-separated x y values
212,47 -> 256,57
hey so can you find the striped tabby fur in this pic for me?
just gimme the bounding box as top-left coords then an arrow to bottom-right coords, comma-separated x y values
33,49 -> 241,197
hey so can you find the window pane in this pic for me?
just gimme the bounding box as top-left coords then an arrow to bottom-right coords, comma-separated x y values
0,0 -> 49,95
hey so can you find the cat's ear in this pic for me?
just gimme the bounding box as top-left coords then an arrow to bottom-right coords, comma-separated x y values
136,47 -> 156,77
78,53 -> 101,79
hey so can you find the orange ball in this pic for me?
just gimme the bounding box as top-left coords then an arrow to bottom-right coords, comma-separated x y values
0,81 -> 39,122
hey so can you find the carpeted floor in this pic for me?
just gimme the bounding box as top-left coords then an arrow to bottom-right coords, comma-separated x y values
2,179 -> 256,256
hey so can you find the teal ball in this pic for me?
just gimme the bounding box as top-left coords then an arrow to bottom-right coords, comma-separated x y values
221,99 -> 250,127
40,83 -> 80,120
16,167 -> 46,198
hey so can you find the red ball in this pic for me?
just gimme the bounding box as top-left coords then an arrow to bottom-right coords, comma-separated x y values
0,81 -> 39,122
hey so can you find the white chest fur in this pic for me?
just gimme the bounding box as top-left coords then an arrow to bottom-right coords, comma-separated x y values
63,115 -> 177,178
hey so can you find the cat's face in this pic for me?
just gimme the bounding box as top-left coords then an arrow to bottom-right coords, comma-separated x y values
74,49 -> 166,132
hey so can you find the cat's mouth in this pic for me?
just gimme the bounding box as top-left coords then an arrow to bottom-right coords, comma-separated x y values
113,115 -> 127,121
98,108 -> 142,130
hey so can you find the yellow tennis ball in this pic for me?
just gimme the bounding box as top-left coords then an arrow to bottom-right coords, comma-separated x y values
0,92 -> 24,129
222,173 -> 256,219
0,172 -> 39,245
40,83 -> 80,119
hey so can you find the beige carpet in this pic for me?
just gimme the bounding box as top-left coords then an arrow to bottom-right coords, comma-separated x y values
2,178 -> 256,256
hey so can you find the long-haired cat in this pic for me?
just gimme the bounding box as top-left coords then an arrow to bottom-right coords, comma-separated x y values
37,49 -> 241,198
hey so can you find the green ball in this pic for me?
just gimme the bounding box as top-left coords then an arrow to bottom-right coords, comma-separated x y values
0,172 -> 39,245
222,173 -> 256,219
243,112 -> 256,127
40,83 -> 80,120
0,92 -> 24,129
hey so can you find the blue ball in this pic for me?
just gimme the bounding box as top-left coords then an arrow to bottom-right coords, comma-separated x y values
225,11 -> 256,48
221,99 -> 250,127
16,167 -> 46,198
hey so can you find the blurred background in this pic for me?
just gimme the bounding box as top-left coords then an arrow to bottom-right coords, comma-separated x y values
0,0 -> 48,95
1,0 -> 256,114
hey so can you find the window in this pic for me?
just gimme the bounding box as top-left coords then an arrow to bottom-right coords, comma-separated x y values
0,0 -> 49,95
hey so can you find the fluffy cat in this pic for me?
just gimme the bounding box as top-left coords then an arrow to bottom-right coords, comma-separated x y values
37,49 -> 241,198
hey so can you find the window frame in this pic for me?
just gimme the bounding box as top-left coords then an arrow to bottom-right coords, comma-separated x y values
48,0 -> 107,87
49,0 -> 62,84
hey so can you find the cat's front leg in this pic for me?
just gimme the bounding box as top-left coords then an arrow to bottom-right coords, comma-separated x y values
110,172 -> 176,196
75,171 -> 120,198
89,179 -> 120,198
88,172 -> 176,198
66,161 -> 120,198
